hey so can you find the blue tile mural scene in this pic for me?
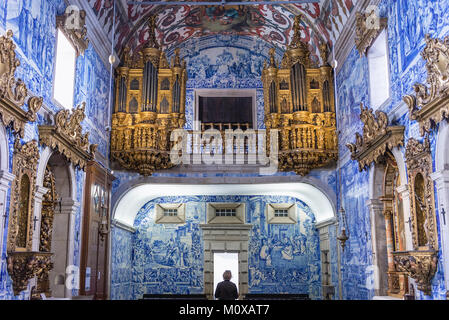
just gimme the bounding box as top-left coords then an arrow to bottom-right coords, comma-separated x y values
1,0 -> 449,301
110,195 -> 324,300
0,0 -> 111,300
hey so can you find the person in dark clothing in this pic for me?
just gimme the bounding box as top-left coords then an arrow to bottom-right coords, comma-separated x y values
215,270 -> 239,300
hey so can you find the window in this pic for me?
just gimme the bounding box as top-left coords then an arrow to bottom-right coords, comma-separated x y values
274,209 -> 289,217
266,204 -> 296,224
155,204 -> 185,224
215,208 -> 236,217
206,203 -> 245,224
163,208 -> 178,216
367,29 -> 390,110
53,29 -> 76,109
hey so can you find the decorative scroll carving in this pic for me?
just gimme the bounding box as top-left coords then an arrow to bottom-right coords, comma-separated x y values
56,8 -> 89,56
7,140 -> 39,252
262,15 -> 338,176
0,30 -> 43,137
355,11 -> 388,56
6,252 -> 53,296
39,103 -> 97,171
346,104 -> 405,171
393,250 -> 438,296
111,15 -> 187,176
405,138 -> 438,250
403,35 -> 449,135
39,166 -> 57,253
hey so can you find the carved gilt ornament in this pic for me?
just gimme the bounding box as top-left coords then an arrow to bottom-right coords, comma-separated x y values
6,140 -> 53,296
39,103 -> 97,171
346,104 -> 405,171
393,250 -> 438,296
0,30 -> 43,137
405,138 -> 438,251
355,11 -> 388,57
404,35 -> 449,135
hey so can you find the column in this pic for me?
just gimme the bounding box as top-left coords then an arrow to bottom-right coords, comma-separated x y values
367,199 -> 387,297
396,185 -> 414,251
50,197 -> 80,298
430,170 -> 449,292
31,186 -> 49,252
0,170 -> 15,257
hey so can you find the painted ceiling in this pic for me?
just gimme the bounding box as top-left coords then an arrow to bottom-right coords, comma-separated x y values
87,0 -> 355,62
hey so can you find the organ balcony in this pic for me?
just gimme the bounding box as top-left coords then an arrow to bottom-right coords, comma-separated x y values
111,15 -> 187,176
262,15 -> 338,176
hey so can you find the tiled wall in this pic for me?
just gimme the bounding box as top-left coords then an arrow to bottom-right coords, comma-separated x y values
110,195 -> 325,300
0,0 -> 111,299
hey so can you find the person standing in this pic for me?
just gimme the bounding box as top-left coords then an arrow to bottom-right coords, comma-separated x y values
214,270 -> 239,300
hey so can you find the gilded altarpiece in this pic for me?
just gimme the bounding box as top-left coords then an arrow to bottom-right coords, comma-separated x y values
262,15 -> 338,176
346,104 -> 407,297
393,138 -> 438,296
111,16 -> 187,176
6,141 -> 52,296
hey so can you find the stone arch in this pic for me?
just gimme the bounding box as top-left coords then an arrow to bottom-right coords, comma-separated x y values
369,148 -> 412,298
34,147 -> 79,298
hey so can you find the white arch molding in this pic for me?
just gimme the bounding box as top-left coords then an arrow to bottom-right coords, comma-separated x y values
432,120 -> 449,292
33,146 -> 80,298
0,123 -> 14,259
112,182 -> 336,227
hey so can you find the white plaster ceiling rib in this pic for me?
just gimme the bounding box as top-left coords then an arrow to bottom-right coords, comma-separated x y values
113,182 -> 336,227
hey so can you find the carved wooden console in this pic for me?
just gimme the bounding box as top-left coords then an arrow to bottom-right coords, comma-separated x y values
403,35 -> 449,135
346,103 -> 405,171
393,250 -> 438,296
354,11 -> 388,57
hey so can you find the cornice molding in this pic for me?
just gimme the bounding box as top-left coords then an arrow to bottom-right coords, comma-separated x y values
333,0 -> 382,74
67,0 -> 120,68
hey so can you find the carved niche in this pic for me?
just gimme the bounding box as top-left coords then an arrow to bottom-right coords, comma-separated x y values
404,35 -> 449,135
6,140 -> 53,296
0,30 -> 43,137
346,104 -> 405,171
405,138 -> 438,250
354,11 -> 388,56
56,8 -> 89,56
390,138 -> 440,296
38,102 -> 97,171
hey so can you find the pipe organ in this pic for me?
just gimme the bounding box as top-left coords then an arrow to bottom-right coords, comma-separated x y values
111,16 -> 187,176
262,15 -> 338,176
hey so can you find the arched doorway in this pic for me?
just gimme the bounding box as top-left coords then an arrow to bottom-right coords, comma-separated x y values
370,150 -> 410,298
33,149 -> 79,298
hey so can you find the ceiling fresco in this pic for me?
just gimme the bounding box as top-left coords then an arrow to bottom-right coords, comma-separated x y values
86,0 -> 355,62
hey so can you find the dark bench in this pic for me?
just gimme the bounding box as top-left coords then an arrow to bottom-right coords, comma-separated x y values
142,294 -> 208,300
243,294 -> 310,300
